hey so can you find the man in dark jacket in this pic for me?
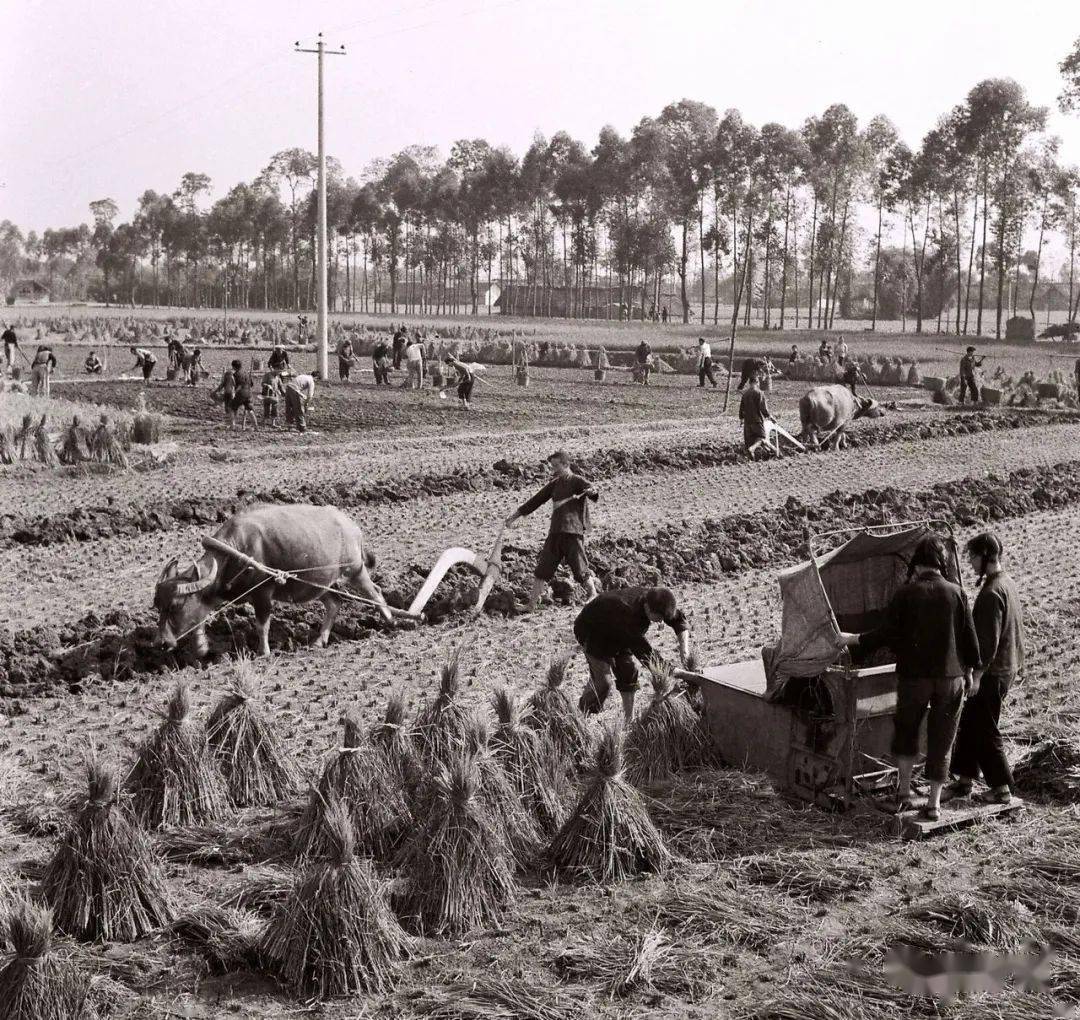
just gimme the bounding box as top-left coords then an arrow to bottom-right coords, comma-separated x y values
392,327 -> 407,369
948,532 -> 1026,805
505,449 -> 600,611
959,346 -> 984,404
739,375 -> 776,460
574,586 -> 691,721
837,535 -> 980,820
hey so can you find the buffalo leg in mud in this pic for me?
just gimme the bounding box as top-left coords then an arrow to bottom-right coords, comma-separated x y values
317,593 -> 340,647
351,563 -> 394,624
252,590 -> 273,656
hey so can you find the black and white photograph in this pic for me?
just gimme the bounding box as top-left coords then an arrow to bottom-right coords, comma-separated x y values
2,1 -> 1080,1016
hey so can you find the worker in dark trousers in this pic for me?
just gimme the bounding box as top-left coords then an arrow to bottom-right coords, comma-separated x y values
959,346 -> 984,404
737,357 -> 767,391
697,338 -> 718,388
573,586 -> 691,722
392,326 -> 407,370
504,449 -> 600,611
947,532 -> 1026,805
837,535 -> 980,822
842,360 -> 860,397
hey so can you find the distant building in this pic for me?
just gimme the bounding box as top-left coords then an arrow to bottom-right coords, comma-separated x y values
6,279 -> 50,305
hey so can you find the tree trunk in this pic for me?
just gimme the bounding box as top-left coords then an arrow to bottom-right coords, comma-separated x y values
994,168 -> 1010,341
679,220 -> 690,323
806,196 -> 818,329
698,197 -> 707,324
871,197 -> 883,330
964,189 -> 978,335
780,188 -> 791,329
976,163 -> 988,337
1029,193 -> 1047,322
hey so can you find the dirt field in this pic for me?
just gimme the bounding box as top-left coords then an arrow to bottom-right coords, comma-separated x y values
4,313 -> 1080,1019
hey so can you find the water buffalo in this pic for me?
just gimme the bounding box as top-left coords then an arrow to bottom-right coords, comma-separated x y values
155,504 -> 393,658
799,384 -> 884,450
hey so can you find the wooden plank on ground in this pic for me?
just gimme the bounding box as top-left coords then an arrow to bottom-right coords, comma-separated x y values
896,797 -> 1025,840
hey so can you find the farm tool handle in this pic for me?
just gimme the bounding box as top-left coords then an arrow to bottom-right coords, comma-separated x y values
201,535 -> 422,621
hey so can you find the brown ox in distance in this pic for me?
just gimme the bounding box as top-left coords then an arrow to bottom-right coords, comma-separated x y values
798,384 -> 885,450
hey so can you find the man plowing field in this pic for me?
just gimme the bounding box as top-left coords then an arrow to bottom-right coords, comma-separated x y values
155,504 -> 394,658
504,449 -> 600,612
574,586 -> 691,723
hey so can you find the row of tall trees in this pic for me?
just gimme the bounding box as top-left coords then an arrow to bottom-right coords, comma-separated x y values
5,62 -> 1080,337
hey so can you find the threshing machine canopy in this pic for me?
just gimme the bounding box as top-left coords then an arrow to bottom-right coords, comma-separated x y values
767,526 -> 933,683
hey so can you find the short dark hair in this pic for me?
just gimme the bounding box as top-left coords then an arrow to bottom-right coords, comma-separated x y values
966,346 -> 976,353
231,359 -> 242,370
644,587 -> 678,619
908,535 -> 950,579
548,449 -> 571,465
966,531 -> 1002,562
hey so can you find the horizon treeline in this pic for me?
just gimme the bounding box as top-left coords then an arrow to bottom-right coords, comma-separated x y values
4,56 -> 1080,337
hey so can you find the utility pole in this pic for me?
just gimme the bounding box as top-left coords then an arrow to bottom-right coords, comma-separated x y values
295,33 -> 346,380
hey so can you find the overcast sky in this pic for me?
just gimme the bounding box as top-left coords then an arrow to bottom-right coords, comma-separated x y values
2,0 -> 1078,235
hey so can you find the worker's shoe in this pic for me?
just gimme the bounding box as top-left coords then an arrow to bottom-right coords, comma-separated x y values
974,787 -> 1012,806
920,805 -> 941,822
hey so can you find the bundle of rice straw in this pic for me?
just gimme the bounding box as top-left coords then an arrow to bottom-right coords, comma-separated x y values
0,898 -> 94,1020
127,683 -> 230,829
42,757 -> 173,941
205,658 -> 301,806
261,795 -> 410,998
59,416 -> 91,465
170,904 -> 264,974
90,415 -> 128,467
547,721 -> 672,883
293,715 -> 410,862
0,424 -> 15,464
526,653 -> 591,768
395,751 -> 516,936
131,392 -> 161,445
490,686 -> 570,835
1013,736 -> 1080,803
413,645 -> 472,767
15,414 -> 33,460
33,415 -> 58,467
625,658 -> 707,788
461,714 -> 543,869
372,693 -> 420,794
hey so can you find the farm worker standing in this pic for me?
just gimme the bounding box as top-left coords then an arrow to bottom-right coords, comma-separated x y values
573,586 -> 691,723
181,347 -> 204,386
284,372 -> 315,433
2,324 -> 20,367
443,353 -> 475,410
788,344 -> 799,367
216,359 -> 257,432
836,336 -> 848,364
30,346 -> 57,397
959,346 -> 984,404
268,345 -> 290,374
260,368 -> 283,427
739,374 -> 777,460
392,326 -> 407,370
130,345 -> 157,381
513,337 -> 530,387
697,338 -> 718,388
836,534 -> 981,822
504,449 -> 601,612
405,338 -> 424,389
947,532 -> 1026,806
842,359 -> 860,397
372,336 -> 391,385
634,339 -> 652,385
84,350 -> 103,375
337,338 -> 356,382
594,346 -> 609,382
1073,358 -> 1079,403
737,357 -> 767,392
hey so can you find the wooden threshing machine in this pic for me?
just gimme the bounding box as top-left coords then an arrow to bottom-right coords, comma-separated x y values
685,522 -> 981,819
